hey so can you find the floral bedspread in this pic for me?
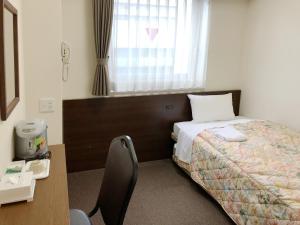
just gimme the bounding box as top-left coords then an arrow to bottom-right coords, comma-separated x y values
190,121 -> 300,225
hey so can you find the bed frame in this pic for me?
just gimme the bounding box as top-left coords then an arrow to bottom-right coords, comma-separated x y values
63,90 -> 241,172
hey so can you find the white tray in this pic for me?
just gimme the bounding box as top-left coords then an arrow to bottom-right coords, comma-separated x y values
24,159 -> 50,180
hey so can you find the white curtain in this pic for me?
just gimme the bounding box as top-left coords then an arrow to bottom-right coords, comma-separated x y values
109,0 -> 210,93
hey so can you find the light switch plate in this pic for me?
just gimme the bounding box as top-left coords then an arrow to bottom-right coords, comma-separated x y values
39,98 -> 55,113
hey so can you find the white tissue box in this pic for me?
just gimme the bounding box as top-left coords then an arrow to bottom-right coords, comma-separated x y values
0,172 -> 36,206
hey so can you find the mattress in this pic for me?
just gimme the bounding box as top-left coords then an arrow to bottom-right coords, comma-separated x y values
173,116 -> 254,163
173,120 -> 300,225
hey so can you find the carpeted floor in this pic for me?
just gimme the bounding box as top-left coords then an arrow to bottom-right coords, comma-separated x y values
68,159 -> 235,225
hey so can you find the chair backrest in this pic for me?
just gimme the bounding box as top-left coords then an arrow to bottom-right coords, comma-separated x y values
95,136 -> 138,225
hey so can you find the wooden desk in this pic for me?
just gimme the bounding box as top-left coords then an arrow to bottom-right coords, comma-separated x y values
0,145 -> 70,225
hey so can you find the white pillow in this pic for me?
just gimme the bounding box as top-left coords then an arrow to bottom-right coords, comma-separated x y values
187,93 -> 235,122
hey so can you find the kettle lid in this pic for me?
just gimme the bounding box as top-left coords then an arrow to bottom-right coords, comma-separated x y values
16,119 -> 47,138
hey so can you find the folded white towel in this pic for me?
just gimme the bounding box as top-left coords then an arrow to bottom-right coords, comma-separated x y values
210,126 -> 247,142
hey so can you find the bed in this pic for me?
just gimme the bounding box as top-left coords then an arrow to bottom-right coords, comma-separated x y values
172,117 -> 300,225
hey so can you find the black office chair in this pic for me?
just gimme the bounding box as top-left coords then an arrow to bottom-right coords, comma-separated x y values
70,136 -> 138,225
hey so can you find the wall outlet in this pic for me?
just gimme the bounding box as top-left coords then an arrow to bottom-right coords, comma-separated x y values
165,104 -> 174,111
39,98 -> 55,113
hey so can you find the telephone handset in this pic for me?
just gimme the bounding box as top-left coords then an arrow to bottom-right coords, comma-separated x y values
61,42 -> 70,81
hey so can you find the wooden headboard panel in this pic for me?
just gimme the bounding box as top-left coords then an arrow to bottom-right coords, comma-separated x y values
63,90 -> 241,172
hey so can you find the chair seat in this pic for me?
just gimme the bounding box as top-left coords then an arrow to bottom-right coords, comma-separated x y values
70,209 -> 92,225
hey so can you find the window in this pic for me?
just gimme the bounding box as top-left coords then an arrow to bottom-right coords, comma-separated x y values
109,0 -> 210,93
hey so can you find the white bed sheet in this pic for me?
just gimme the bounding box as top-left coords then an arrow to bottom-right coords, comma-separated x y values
174,116 -> 254,163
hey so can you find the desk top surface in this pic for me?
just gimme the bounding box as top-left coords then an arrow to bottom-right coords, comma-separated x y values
0,145 -> 70,225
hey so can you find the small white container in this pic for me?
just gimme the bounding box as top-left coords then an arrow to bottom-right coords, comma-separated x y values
0,172 -> 36,206
4,160 -> 26,175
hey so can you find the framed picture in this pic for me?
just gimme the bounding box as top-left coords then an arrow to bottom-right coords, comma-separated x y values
0,0 -> 19,121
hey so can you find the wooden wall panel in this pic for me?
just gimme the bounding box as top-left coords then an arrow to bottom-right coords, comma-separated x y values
63,90 -> 241,172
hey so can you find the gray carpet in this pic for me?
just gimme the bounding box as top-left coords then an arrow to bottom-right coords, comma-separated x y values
68,159 -> 234,225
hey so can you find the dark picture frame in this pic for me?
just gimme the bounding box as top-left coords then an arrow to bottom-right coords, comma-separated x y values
0,0 -> 19,121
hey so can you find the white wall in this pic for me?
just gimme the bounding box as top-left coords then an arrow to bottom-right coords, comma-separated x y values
0,0 -> 26,171
1,0 -> 64,171
22,0 -> 63,144
62,0 -> 95,100
240,0 -> 300,130
62,0 -> 249,100
205,0 -> 248,91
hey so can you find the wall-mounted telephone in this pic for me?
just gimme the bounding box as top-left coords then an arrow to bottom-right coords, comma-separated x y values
61,42 -> 70,81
